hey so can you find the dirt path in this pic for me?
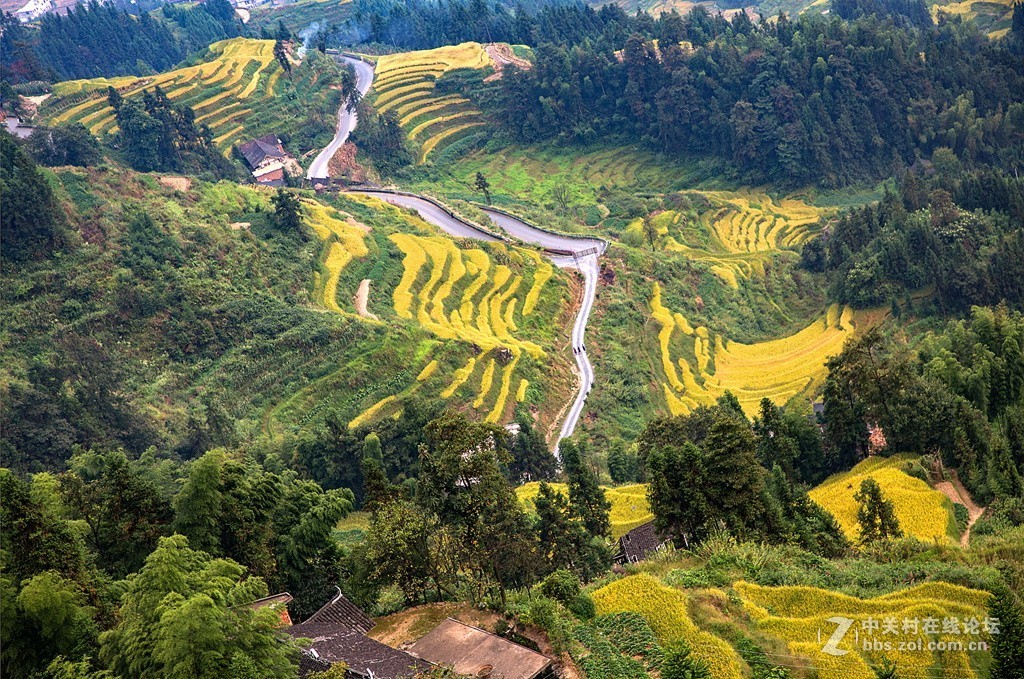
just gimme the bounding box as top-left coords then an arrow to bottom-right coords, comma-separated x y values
934,470 -> 984,547
354,278 -> 378,321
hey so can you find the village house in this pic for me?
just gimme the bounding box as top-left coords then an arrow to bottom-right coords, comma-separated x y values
286,589 -> 430,679
238,133 -> 301,186
615,520 -> 672,564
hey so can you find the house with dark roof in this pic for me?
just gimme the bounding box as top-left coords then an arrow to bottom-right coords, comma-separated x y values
237,134 -> 299,186
615,520 -> 672,564
286,589 -> 430,679
407,618 -> 554,679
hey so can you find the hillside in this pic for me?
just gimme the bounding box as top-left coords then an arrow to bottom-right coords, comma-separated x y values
4,3 -> 1024,679
38,38 -> 345,160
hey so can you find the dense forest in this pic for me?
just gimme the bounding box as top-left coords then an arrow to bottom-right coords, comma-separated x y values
0,0 -> 241,83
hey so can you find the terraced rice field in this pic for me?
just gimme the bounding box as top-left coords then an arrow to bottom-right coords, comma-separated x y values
305,200 -> 370,314
516,483 -> 653,539
373,43 -> 493,163
41,38 -> 283,152
809,455 -> 958,544
591,575 -> 745,678
658,190 -> 826,288
735,580 -> 992,678
932,0 -> 1015,38
385,231 -> 553,422
651,283 -> 865,416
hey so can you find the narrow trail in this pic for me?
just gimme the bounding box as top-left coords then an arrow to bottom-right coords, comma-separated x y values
934,471 -> 985,547
354,279 -> 378,320
311,55 -> 606,452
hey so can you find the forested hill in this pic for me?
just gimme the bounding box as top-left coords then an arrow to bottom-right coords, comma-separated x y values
0,0 -> 242,82
485,8 -> 1024,186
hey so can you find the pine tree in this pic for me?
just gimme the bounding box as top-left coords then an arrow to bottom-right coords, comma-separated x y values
560,439 -> 611,538
271,189 -> 303,233
854,478 -> 903,543
474,172 -> 491,204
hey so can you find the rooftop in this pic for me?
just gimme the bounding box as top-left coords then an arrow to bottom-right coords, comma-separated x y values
408,618 -> 551,679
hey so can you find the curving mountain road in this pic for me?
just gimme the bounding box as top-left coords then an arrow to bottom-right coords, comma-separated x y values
321,58 -> 604,450
307,55 -> 375,181
481,208 -> 604,448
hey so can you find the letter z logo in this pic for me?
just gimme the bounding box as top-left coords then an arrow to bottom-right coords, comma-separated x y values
820,616 -> 856,656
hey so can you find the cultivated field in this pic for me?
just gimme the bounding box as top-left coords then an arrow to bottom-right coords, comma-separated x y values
305,199 -> 370,314
651,283 -> 863,417
372,43 -> 493,163
592,574 -> 746,678
43,39 -> 282,151
384,229 -> 552,422
735,580 -> 992,678
809,455 -> 959,544
516,482 -> 653,538
659,189 -> 828,288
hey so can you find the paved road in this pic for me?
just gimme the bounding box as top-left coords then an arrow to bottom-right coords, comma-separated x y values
306,55 -> 375,180
351,190 -> 502,242
482,209 -> 603,448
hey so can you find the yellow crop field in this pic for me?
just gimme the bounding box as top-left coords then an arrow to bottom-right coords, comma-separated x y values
651,283 -> 868,417
42,39 -> 282,151
592,575 -> 745,678
516,483 -> 653,539
809,456 -> 958,544
416,360 -> 439,381
474,357 -> 497,408
735,580 -> 992,678
441,357 -> 477,398
305,201 -> 369,315
373,42 -> 494,162
657,190 -> 828,288
516,378 -> 529,401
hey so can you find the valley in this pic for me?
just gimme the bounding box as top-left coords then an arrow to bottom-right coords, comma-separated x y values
2,2 -> 1024,679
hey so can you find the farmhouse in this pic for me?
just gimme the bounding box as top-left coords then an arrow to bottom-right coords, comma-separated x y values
407,618 -> 554,679
238,133 -> 300,186
237,592 -> 294,627
615,520 -> 671,564
286,589 -> 430,678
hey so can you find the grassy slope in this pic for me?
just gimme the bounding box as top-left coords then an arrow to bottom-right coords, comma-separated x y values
1,164 -> 577,460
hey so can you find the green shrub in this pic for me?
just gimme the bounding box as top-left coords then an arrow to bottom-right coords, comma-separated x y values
568,593 -> 596,620
661,641 -> 711,679
540,569 -> 581,603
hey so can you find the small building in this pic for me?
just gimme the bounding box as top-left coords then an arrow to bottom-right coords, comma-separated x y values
14,0 -> 51,22
286,589 -> 430,679
238,133 -> 299,186
238,592 -> 294,627
615,520 -> 671,564
407,618 -> 554,679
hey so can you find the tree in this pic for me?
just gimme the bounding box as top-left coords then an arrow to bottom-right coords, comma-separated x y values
701,411 -> 764,536
854,478 -> 902,543
607,439 -> 640,483
365,500 -> 458,603
1,130 -> 66,262
59,449 -> 173,578
990,584 -> 1024,679
417,412 -> 538,603
273,40 -> 292,76
755,399 -> 798,479
508,413 -> 556,482
27,124 -> 102,167
534,482 -> 608,579
98,535 -> 299,678
560,438 -> 611,538
271,189 -> 303,233
474,172 -> 491,204
642,214 -> 658,250
173,450 -> 225,555
361,432 -> 400,513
